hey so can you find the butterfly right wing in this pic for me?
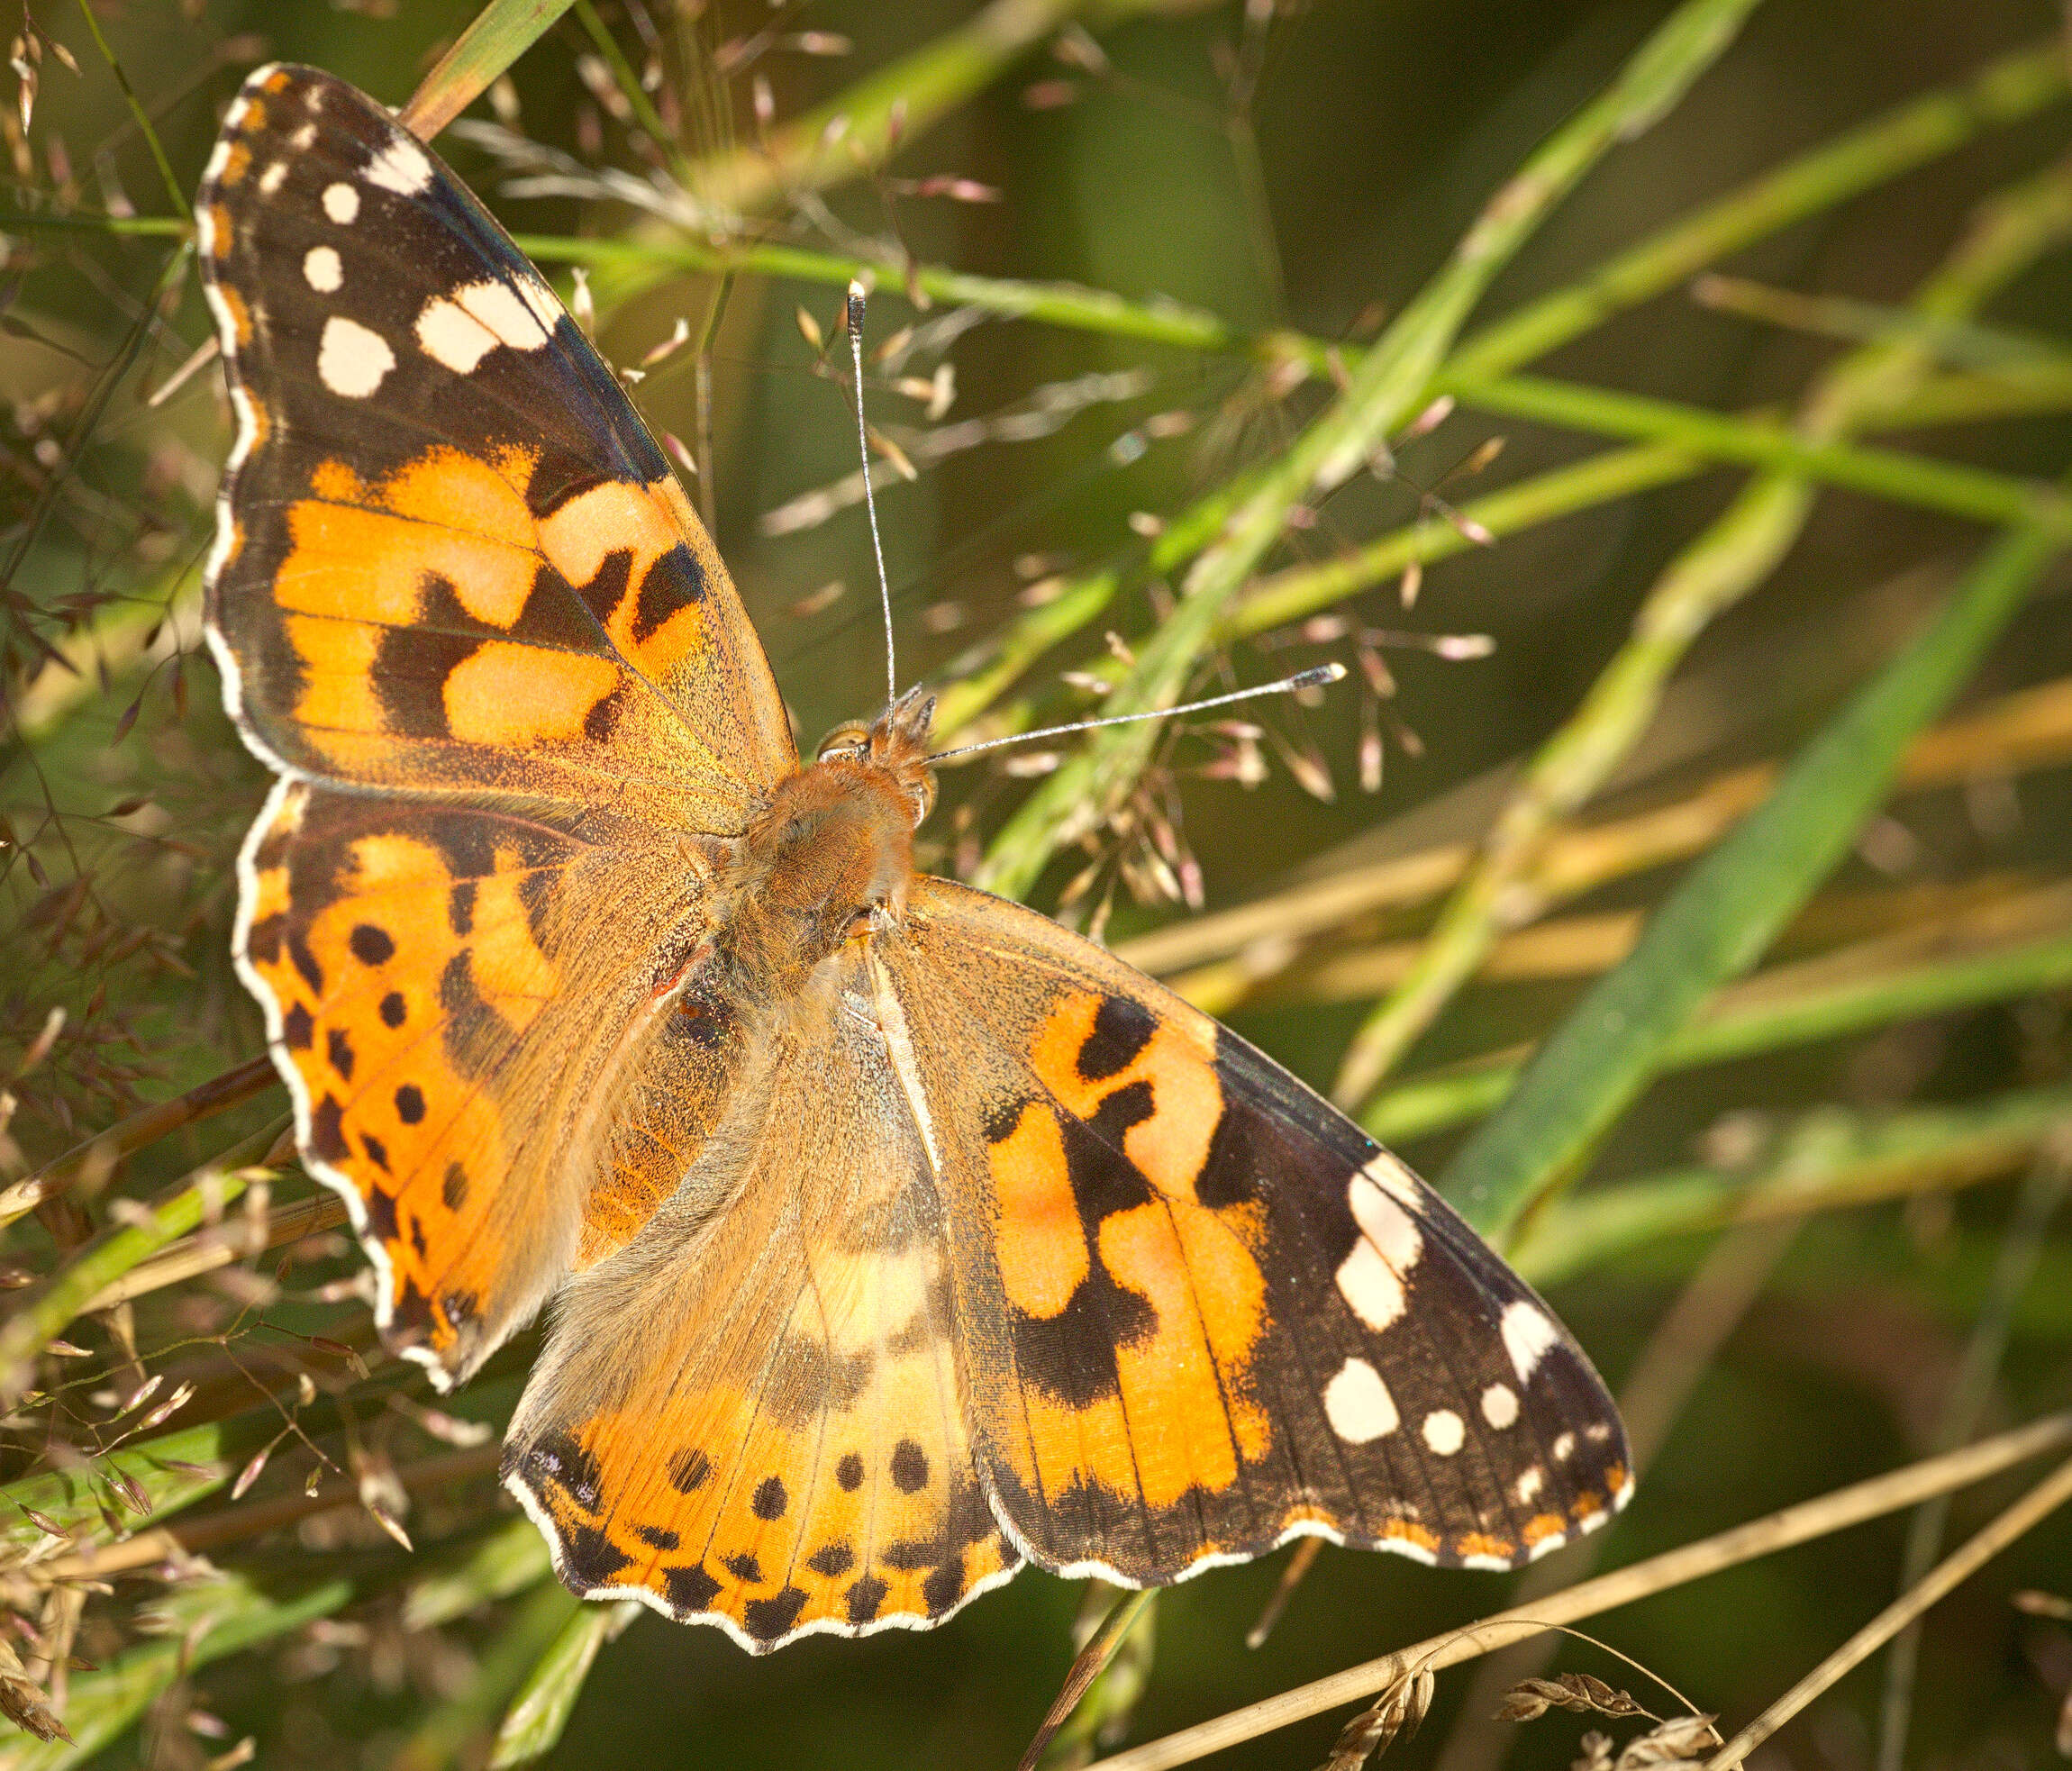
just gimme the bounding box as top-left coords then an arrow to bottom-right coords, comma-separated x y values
882,878 -> 1632,1585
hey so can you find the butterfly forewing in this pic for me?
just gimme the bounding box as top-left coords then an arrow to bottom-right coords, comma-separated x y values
198,64 -> 793,824
884,879 -> 1632,1579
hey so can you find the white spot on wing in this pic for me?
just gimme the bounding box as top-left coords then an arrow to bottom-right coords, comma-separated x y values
1323,1358 -> 1398,1444
259,160 -> 289,195
365,134 -> 433,196
1514,1465 -> 1543,1504
1335,1168 -> 1425,1331
1334,1240 -> 1405,1332
1359,1150 -> 1423,1207
1421,1409 -> 1464,1455
518,276 -> 564,332
1553,1431 -> 1576,1461
1350,1173 -> 1422,1269
323,182 -> 359,224
317,316 -> 394,397
414,280 -> 552,373
1481,1383 -> 1519,1429
291,122 -> 317,150
1501,1300 -> 1559,1383
303,246 -> 342,293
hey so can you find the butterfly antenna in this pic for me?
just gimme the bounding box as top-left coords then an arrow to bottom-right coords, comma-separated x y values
931,663 -> 1347,763
848,279 -> 898,711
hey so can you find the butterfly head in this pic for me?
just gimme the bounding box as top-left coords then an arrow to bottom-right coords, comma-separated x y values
814,685 -> 938,828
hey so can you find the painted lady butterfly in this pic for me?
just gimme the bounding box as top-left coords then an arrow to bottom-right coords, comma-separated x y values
196,64 -> 1631,1653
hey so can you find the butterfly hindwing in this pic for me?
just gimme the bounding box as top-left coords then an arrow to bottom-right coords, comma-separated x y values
504,982 -> 1021,1650
199,64 -> 794,825
238,778 -> 737,1383
882,878 -> 1632,1581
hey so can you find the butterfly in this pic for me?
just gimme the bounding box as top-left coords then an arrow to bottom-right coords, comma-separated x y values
195,63 -> 1632,1653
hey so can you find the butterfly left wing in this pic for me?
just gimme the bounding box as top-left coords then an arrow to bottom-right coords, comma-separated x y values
198,63 -> 795,826
883,877 -> 1633,1583
503,976 -> 1022,1651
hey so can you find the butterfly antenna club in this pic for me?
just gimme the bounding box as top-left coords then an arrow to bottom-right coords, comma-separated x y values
848,278 -> 898,713
931,662 -> 1347,763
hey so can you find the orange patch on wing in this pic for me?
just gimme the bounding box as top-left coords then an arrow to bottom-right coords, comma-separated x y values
443,644 -> 619,745
1457,1532 -> 1513,1560
289,449 -> 541,628
1378,1519 -> 1442,1555
285,613 -> 384,738
215,280 -> 253,348
536,477 -> 707,681
1522,1513 -> 1568,1546
1000,990 -> 1278,1519
1097,1203 -> 1270,1503
1027,993 -> 1221,1200
989,1103 -> 1086,1317
219,141 -> 251,186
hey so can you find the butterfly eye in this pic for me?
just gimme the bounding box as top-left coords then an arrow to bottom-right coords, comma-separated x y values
816,722 -> 870,763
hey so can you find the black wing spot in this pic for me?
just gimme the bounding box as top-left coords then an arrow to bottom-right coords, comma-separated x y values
1077,994 -> 1156,1080
634,1523 -> 680,1550
289,932 -> 325,994
743,1585 -> 809,1643
845,1575 -> 887,1624
379,991 -> 407,1028
922,1555 -> 965,1617
362,1132 -> 390,1173
310,1095 -> 348,1162
890,1440 -> 930,1494
663,1562 -> 720,1613
806,1542 -> 854,1578
282,1002 -> 314,1049
448,880 -> 477,936
524,1430 -> 603,1511
394,1083 -> 426,1124
349,923 -> 395,967
751,1476 -> 788,1520
559,1521 -> 632,1588
326,1026 -> 355,1080
724,1551 -> 761,1584
836,1452 -> 864,1492
631,542 -> 705,645
441,1162 -> 468,1210
364,1183 -> 399,1241
667,1448 -> 710,1493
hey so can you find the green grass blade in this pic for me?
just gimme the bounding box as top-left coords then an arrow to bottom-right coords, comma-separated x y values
1512,1081 -> 2072,1286
489,1597 -> 637,1767
1367,922 -> 2072,1146
399,0 -> 576,141
389,1580 -> 584,1771
0,1120 -> 281,1403
1439,518 -> 2066,1243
